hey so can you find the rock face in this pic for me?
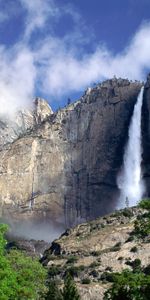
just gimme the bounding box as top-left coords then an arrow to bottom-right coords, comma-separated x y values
0,97 -> 53,149
142,74 -> 150,195
0,78 -> 142,229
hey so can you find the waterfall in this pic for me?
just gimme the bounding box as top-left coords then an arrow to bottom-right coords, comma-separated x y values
117,86 -> 145,208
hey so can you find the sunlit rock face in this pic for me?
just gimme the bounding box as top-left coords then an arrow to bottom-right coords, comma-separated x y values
0,79 -> 142,228
0,97 -> 53,149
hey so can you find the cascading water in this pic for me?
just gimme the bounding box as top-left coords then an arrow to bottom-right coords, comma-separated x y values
117,86 -> 145,208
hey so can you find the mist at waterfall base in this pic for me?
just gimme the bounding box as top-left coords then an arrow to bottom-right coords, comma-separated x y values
117,87 -> 145,209
2,216 -> 65,243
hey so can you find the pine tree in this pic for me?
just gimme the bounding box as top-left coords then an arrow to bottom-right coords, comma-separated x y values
46,280 -> 63,300
63,273 -> 80,300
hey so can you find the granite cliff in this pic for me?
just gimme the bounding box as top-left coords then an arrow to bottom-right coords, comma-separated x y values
0,78 -> 143,231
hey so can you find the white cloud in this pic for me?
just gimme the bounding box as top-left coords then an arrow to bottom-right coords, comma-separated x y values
20,0 -> 59,40
0,0 -> 150,115
0,45 -> 36,115
37,22 -> 150,99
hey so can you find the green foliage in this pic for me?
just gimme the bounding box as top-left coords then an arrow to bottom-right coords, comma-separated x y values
0,224 -> 9,257
134,217 -> 150,238
66,256 -> 78,264
45,280 -> 63,300
63,273 -> 80,300
126,235 -> 134,242
66,265 -> 85,277
132,199 -> 150,239
138,199 -> 150,210
48,265 -> 61,277
90,250 -> 101,256
112,208 -> 133,218
7,250 -> 47,299
130,246 -> 138,253
104,269 -> 150,300
89,261 -> 100,268
144,264 -> 150,275
81,278 -> 91,284
0,223 -> 47,300
125,258 -> 141,273
46,274 -> 81,300
122,209 -> 134,218
132,259 -> 142,273
101,271 -> 115,283
111,242 -> 122,252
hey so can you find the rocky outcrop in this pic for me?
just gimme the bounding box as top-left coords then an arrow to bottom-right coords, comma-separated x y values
41,206 -> 150,300
0,78 -> 142,230
6,236 -> 50,257
0,97 -> 53,149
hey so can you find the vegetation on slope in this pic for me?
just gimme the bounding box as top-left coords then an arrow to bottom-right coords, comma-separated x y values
104,269 -> 150,300
0,224 -> 47,299
104,199 -> 150,300
1,199 -> 150,299
41,199 -> 150,300
133,199 -> 150,238
0,223 -> 80,300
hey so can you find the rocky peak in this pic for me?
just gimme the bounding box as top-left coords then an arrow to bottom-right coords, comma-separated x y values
79,77 -> 142,106
0,97 -> 53,148
34,97 -> 53,123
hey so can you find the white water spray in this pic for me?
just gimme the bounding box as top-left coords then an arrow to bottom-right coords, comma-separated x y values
117,86 -> 145,208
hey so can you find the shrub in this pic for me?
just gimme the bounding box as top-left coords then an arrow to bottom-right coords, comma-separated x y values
66,266 -> 84,277
48,265 -> 61,277
122,209 -> 134,218
126,235 -> 134,242
90,250 -> 101,256
130,246 -> 138,253
132,200 -> 150,239
89,270 -> 99,277
81,278 -> 91,284
138,199 -> 150,210
125,258 -> 141,273
45,280 -> 63,300
66,256 -> 78,264
63,273 -> 80,300
104,269 -> 150,300
134,218 -> 150,238
132,259 -> 142,273
101,272 -> 115,282
111,242 -> 122,252
144,264 -> 150,275
118,257 -> 123,261
89,261 -> 100,268
106,266 -> 113,272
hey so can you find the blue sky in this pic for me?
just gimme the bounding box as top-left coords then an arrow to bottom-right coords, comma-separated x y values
0,0 -> 150,113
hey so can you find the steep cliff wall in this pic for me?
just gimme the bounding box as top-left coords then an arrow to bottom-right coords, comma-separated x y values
142,74 -> 150,195
0,78 -> 142,228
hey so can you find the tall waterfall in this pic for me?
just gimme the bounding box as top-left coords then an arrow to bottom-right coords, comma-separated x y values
117,86 -> 145,208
